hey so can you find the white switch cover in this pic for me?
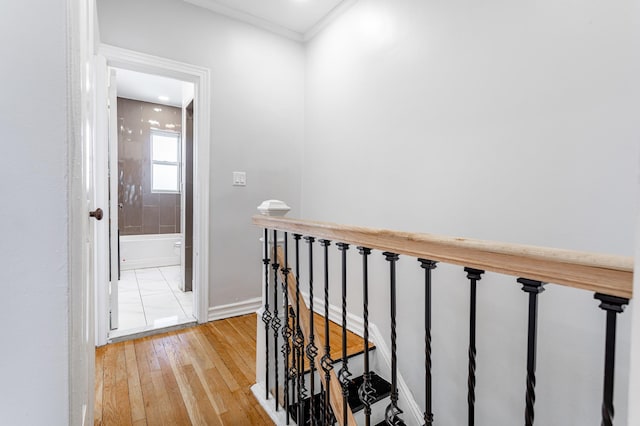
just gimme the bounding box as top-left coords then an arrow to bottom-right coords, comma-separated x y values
233,171 -> 246,186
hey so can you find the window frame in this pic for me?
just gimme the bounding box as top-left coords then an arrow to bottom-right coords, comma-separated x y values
150,128 -> 181,194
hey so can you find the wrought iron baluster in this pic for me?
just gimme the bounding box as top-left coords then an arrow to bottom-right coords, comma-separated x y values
594,293 -> 628,426
358,247 -> 375,426
336,242 -> 351,426
305,236 -> 319,425
518,278 -> 545,426
419,259 -> 438,426
319,239 -> 333,426
384,252 -> 405,426
465,267 -> 484,426
262,228 -> 272,400
281,233 -> 292,424
272,230 -> 282,411
293,234 -> 307,424
289,305 -> 298,421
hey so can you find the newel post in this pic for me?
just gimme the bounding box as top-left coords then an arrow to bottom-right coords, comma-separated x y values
255,200 -> 291,403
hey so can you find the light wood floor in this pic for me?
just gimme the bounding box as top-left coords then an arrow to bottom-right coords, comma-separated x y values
94,314 -> 273,426
95,313 -> 368,425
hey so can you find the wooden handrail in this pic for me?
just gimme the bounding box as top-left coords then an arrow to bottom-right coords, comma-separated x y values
275,246 -> 358,425
254,215 -> 634,299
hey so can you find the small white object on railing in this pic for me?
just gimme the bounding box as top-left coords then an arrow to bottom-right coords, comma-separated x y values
257,199 -> 291,217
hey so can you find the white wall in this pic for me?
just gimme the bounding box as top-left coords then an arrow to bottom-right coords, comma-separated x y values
303,0 -> 639,424
96,0 -> 305,308
0,0 -> 70,424
628,170 -> 640,424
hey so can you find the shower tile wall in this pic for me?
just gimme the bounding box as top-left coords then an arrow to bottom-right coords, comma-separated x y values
118,97 -> 182,236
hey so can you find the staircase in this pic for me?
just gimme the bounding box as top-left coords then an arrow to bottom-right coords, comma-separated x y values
288,372 -> 392,426
282,313 -> 393,425
252,201 -> 633,426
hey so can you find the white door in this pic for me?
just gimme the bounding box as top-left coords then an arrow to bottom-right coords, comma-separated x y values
108,69 -> 120,331
94,63 -> 122,341
93,56 -> 113,345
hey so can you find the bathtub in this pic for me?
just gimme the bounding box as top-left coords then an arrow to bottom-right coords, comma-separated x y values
120,233 -> 182,271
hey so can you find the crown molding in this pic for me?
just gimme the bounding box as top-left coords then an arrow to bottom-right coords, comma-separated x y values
303,0 -> 358,41
183,0 -> 304,41
183,0 -> 360,43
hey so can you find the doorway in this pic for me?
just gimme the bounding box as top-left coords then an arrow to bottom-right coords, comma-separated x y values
108,71 -> 194,339
95,44 -> 211,345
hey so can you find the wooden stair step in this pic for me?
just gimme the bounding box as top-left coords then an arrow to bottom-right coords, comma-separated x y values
286,308 -> 375,374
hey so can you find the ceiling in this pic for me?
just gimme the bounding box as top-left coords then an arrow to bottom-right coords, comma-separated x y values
115,0 -> 357,103
183,0 -> 357,41
115,68 -> 193,108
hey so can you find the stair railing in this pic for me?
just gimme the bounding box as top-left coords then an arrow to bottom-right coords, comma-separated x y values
253,200 -> 633,426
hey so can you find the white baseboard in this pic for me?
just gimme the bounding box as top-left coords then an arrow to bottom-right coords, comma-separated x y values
208,297 -> 262,321
300,290 -> 365,337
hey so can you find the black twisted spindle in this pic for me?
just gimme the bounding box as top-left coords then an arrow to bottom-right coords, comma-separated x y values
305,236 -> 319,425
336,242 -> 351,426
358,247 -> 375,426
594,293 -> 628,426
281,233 -> 292,424
465,267 -> 484,426
293,234 -> 307,424
419,259 -> 438,426
319,239 -> 333,426
289,304 -> 298,421
262,228 -> 272,400
518,278 -> 545,426
272,230 -> 282,411
384,252 -> 406,426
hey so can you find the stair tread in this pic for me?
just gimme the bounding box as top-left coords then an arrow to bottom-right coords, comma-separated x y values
287,308 -> 375,374
347,371 -> 392,413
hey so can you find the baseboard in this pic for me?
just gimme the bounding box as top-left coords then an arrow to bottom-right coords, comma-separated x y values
300,290 -> 365,337
208,297 -> 262,321
369,323 -> 423,425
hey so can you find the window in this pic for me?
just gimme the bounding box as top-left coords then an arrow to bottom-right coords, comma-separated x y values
151,130 -> 181,193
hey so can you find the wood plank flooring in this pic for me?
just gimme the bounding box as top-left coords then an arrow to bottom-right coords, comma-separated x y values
95,314 -> 272,426
95,312 -> 368,425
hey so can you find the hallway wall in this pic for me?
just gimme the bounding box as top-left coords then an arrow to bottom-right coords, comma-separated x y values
97,0 -> 305,308
0,0 -> 71,424
302,0 -> 639,424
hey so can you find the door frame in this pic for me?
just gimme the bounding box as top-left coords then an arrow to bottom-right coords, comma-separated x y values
68,0 -> 98,422
95,44 -> 211,345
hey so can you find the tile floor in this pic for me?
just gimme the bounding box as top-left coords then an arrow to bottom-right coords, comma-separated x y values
112,265 -> 194,337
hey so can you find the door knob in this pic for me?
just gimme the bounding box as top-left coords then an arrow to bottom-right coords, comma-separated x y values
89,208 -> 104,221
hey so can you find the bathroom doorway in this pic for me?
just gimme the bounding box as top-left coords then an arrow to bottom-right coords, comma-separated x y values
95,44 -> 211,347
108,67 -> 195,340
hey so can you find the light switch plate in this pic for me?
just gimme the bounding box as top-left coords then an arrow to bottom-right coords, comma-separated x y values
233,171 -> 246,186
